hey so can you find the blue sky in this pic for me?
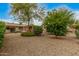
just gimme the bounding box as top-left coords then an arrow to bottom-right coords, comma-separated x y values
0,3 -> 10,20
0,3 -> 79,23
44,3 -> 79,10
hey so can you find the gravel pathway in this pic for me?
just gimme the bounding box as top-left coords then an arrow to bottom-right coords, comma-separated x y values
0,33 -> 79,56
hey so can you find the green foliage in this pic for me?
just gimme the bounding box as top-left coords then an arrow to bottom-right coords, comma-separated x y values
75,23 -> 79,29
10,3 -> 38,22
10,3 -> 45,32
21,26 -> 43,37
46,23 -> 67,36
44,8 -> 74,36
0,21 -> 5,48
21,32 -> 35,37
75,29 -> 79,39
33,25 -> 43,36
75,23 -> 79,39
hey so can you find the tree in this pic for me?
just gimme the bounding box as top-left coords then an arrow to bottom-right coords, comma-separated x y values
44,8 -> 74,36
10,3 -> 45,32
0,21 -> 6,48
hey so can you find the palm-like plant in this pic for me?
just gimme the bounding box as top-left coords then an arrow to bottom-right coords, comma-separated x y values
10,3 -> 45,31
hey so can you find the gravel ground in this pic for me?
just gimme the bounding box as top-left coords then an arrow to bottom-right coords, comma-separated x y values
0,32 -> 79,56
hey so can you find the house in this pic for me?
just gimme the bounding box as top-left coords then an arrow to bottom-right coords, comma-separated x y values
6,23 -> 32,33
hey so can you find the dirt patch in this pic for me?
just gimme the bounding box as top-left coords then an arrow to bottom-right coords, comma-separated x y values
0,33 -> 79,56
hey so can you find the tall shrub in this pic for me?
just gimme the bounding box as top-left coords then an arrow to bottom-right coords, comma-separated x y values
0,21 -> 5,48
44,8 -> 74,36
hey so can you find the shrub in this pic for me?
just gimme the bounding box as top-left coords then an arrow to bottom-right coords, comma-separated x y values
75,24 -> 79,39
46,23 -> 67,36
33,25 -> 43,36
0,21 -> 5,48
75,29 -> 79,39
21,32 -> 35,37
44,8 -> 74,36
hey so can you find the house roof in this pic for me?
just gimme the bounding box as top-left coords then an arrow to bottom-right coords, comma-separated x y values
6,23 -> 28,28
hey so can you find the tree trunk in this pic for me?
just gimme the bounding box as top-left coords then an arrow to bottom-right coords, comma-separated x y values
27,20 -> 30,32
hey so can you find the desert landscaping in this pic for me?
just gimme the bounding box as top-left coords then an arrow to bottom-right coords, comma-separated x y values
0,31 -> 79,56
1,3 -> 79,56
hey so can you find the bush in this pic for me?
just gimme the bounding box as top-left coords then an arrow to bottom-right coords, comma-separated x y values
75,29 -> 79,39
0,21 -> 5,48
21,25 -> 43,37
33,26 -> 43,36
21,32 -> 35,37
44,8 -> 74,36
75,24 -> 79,39
46,23 -> 67,36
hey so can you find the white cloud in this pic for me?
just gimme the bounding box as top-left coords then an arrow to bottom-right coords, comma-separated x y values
0,19 -> 16,23
56,4 -> 72,10
0,19 -> 42,25
74,11 -> 79,20
33,20 -> 42,26
45,4 -> 73,12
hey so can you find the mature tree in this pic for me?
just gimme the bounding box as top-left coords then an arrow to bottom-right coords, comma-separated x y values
10,3 -> 45,31
44,8 -> 74,36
